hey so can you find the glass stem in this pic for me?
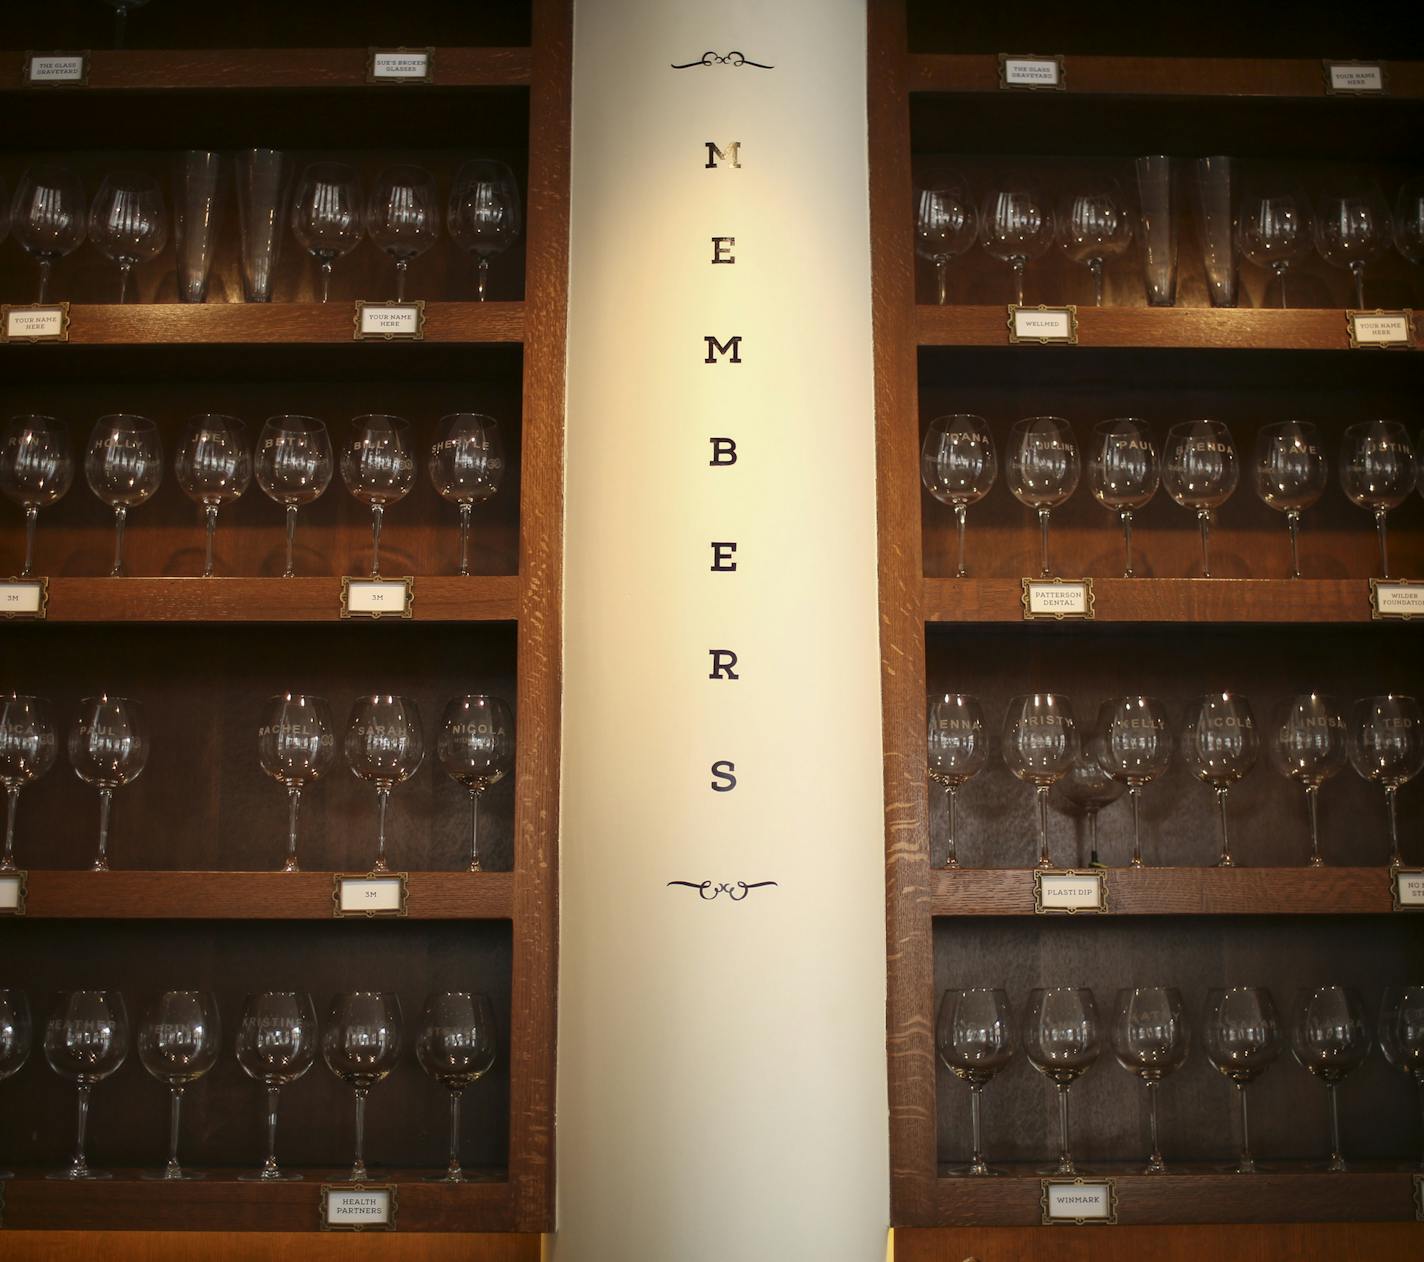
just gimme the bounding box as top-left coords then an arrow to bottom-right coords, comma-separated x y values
954,503 -> 967,578
352,1088 -> 369,1179
1012,256 -> 1026,305
285,786 -> 302,872
203,503 -> 219,577
395,260 -> 409,303
1089,257 -> 1104,306
1086,808 -> 1098,868
37,257 -> 53,305
1385,784 -> 1401,867
166,1086 -> 184,1177
468,787 -> 482,872
1305,784 -> 1323,867
375,786 -> 390,871
370,503 -> 384,578
1056,1082 -> 1073,1172
1327,1082 -> 1344,1170
1120,509 -> 1134,577
944,785 -> 959,869
111,505 -> 128,577
1037,507 -> 1052,578
263,1085 -> 281,1176
1215,785 -> 1232,867
1036,784 -> 1051,868
1236,1083 -> 1254,1172
114,7 -> 126,47
73,1083 -> 92,1174
94,788 -> 113,871
2,786 -> 19,869
1197,508 -> 1213,578
1129,785 -> 1144,868
1286,510 -> 1301,579
1375,508 -> 1390,578
447,1088 -> 464,1178
968,1083 -> 987,1174
936,258 -> 948,305
283,504 -> 298,578
22,505 -> 38,577
320,259 -> 333,304
1351,261 -> 1366,309
1146,1080 -> 1164,1170
476,256 -> 490,302
1274,261 -> 1288,309
118,262 -> 133,305
458,502 -> 473,576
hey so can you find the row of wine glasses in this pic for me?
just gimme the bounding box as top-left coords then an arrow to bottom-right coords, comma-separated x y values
928,692 -> 1423,870
4,157 -> 520,304
922,414 -> 1421,578
0,989 -> 498,1183
1,412 -> 504,578
936,983 -> 1424,1177
0,692 -> 514,873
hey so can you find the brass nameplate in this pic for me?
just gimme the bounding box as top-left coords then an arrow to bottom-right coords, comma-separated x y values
1372,580 -> 1424,620
353,301 -> 425,341
1034,870 -> 1106,915
340,577 -> 413,619
332,873 -> 408,918
367,48 -> 434,83
999,54 -> 1065,90
1348,311 -> 1414,349
0,872 -> 28,916
23,52 -> 87,86
1009,304 -> 1078,345
1022,578 -> 1094,620
320,1183 -> 398,1230
0,578 -> 48,619
1324,60 -> 1387,95
1041,1177 -> 1117,1224
2,304 -> 70,344
1393,870 -> 1424,912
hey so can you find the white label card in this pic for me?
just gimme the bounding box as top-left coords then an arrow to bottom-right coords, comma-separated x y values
1036,872 -> 1104,913
0,875 -> 23,913
26,54 -> 85,84
343,578 -> 412,617
355,302 -> 423,340
370,50 -> 431,81
1044,1181 -> 1115,1223
0,581 -> 45,617
1327,62 -> 1385,93
1348,312 -> 1413,348
1010,306 -> 1077,344
4,307 -> 68,342
337,876 -> 405,915
1023,580 -> 1093,619
323,1186 -> 394,1228
1395,871 -> 1424,910
1373,582 -> 1424,619
1002,57 -> 1061,88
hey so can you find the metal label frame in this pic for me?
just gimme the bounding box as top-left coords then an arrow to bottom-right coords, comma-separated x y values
319,1182 -> 399,1231
366,47 -> 435,84
340,576 -> 414,620
1033,869 -> 1107,916
1,304 -> 71,344
1346,309 -> 1414,350
1041,1177 -> 1118,1225
1,577 -> 49,620
1391,870 -> 1424,913
332,873 -> 409,919
0,871 -> 29,917
352,300 -> 426,342
22,51 -> 89,87
1007,303 -> 1079,345
1323,59 -> 1389,96
1021,577 -> 1095,621
998,53 -> 1066,91
1370,578 -> 1424,622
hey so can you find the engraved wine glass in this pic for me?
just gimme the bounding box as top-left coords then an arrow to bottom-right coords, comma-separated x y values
0,693 -> 57,872
1111,986 -> 1188,1173
936,987 -> 1014,1176
1314,187 -> 1391,308
1,414 -> 74,577
1340,420 -> 1415,578
1024,987 -> 1100,1175
340,415 -> 415,579
1006,417 -> 1079,579
258,693 -> 336,872
1238,184 -> 1314,308
1003,694 -> 1079,869
88,172 -> 168,304
1348,694 -> 1424,868
1204,985 -> 1281,1174
980,183 -> 1054,305
175,414 -> 251,578
236,991 -> 318,1181
1058,184 -> 1133,306
1379,985 -> 1424,1170
438,694 -> 514,873
915,173 -> 978,304
921,415 -> 997,578
1291,985 -> 1370,1172
255,415 -> 333,578
10,164 -> 86,303
322,992 -> 403,1183
928,693 -> 989,870
137,990 -> 221,1180
1269,694 -> 1347,867
86,414 -> 163,577
1163,420 -> 1237,578
417,992 -> 498,1183
428,413 -> 504,576
1096,696 -> 1173,868
0,990 -> 31,1179
290,163 -> 363,303
366,166 -> 439,302
1088,417 -> 1158,578
345,695 -> 424,873
68,695 -> 148,871
1182,692 -> 1258,867
448,160 -> 522,302
1255,421 -> 1327,579
1054,729 -> 1123,868
44,990 -> 128,1179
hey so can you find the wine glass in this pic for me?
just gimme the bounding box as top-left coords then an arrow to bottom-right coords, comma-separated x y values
1024,987 -> 1100,1175
1314,188 -> 1392,308
85,414 -> 163,577
1058,185 -> 1133,306
1394,178 -> 1424,267
921,415 -> 997,578
936,988 -> 1014,1176
0,990 -> 32,1179
255,415 -> 333,578
88,172 -> 169,304
1111,987 -> 1188,1173
322,993 -> 403,1183
175,414 -> 251,578
1055,730 -> 1123,868
366,166 -> 439,302
101,0 -> 151,47
290,163 -> 363,303
981,183 -> 1054,304
1163,420 -> 1237,578
1088,418 -> 1158,578
44,991 -> 128,1180
1204,986 -> 1281,1174
9,164 -> 86,302
915,174 -> 978,304
0,694 -> 57,872
1096,697 -> 1172,868
417,992 -> 498,1182
1291,986 -> 1370,1172
2,414 -> 74,576
258,693 -> 336,872
1006,417 -> 1080,579
448,160 -> 522,301
1270,694 -> 1347,867
928,693 -> 989,870
1182,693 -> 1258,867
1238,185 -> 1314,307
1255,421 -> 1327,579
1340,420 -> 1415,578
235,992 -> 318,1181
438,695 -> 514,872
1379,985 -> 1424,1170
429,413 -> 505,576
340,415 -> 415,579
137,991 -> 221,1180
68,695 -> 148,871
345,696 -> 424,873
1348,695 -> 1424,868
1002,694 -> 1079,869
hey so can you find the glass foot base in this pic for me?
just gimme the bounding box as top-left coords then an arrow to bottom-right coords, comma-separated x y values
424,1171 -> 469,1183
47,1169 -> 112,1180
1218,1161 -> 1267,1174
141,1170 -> 207,1180
1037,1162 -> 1082,1176
945,1164 -> 1004,1177
238,1170 -> 304,1182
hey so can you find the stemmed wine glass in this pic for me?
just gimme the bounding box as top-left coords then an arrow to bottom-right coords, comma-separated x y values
1255,421 -> 1327,579
1058,185 -> 1133,306
9,164 -> 87,302
1111,987 -> 1188,1173
255,416 -> 333,578
1006,417 -> 1079,579
1003,694 -> 1079,869
921,415 -> 997,578
88,173 -> 169,304
322,993 -> 403,1183
417,992 -> 498,1183
1024,987 -> 1100,1175
1088,418 -> 1158,578
1238,185 -> 1314,308
341,416 -> 415,579
448,160 -> 522,301
345,696 -> 424,873
68,695 -> 148,871
981,183 -> 1054,304
258,694 -> 336,872
137,991 -> 221,1180
1097,697 -> 1173,868
915,174 -> 979,304
1163,420 -> 1237,578
101,0 -> 151,47
2,414 -> 74,576
1379,985 -> 1424,1170
1182,693 -> 1258,867
1340,421 -> 1415,578
1314,188 -> 1392,308
1270,694 -> 1347,867
1205,986 -> 1281,1174
1348,695 -> 1424,868
86,414 -> 163,577
291,163 -> 363,303
0,990 -> 31,1179
428,413 -> 504,576
1291,986 -> 1370,1172
928,693 -> 989,870
236,992 -> 318,1181
0,694 -> 57,872
438,695 -> 514,872
44,991 -> 128,1179
175,414 -> 251,578
1055,730 -> 1123,868
366,166 -> 439,302
1394,179 -> 1424,268
936,988 -> 1014,1176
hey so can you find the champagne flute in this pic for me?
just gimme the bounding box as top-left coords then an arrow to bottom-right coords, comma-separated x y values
1205,986 -> 1281,1174
255,415 -> 333,578
417,992 -> 498,1182
1058,184 -> 1133,306
981,183 -> 1054,304
936,988 -> 1014,1176
1270,694 -> 1347,867
137,991 -> 221,1180
175,414 -> 251,578
290,163 -> 363,303
345,696 -> 424,873
322,993 -> 403,1183
1096,696 -> 1172,868
915,174 -> 978,304
86,414 -> 163,577
68,695 -> 148,872
1340,420 -> 1415,578
1182,693 -> 1257,867
0,990 -> 32,1179
1002,694 -> 1079,869
1088,418 -> 1158,577
1006,417 -> 1079,579
0,694 -> 57,872
448,160 -> 522,301
44,991 -> 128,1179
1238,185 -> 1314,308
1055,730 -> 1123,868
236,992 -> 317,1181
340,415 -> 415,579
1111,987 -> 1188,1173
438,695 -> 514,872
1379,985 -> 1424,1170
9,164 -> 86,303
1394,178 -> 1424,267
1348,695 -> 1424,868
366,166 -> 439,302
88,172 -> 168,304
928,693 -> 989,870
1291,986 -> 1370,1172
1163,420 -> 1237,578
1255,421 -> 1327,579
1024,987 -> 1100,1175
429,413 -> 504,576
1314,188 -> 1391,308
921,415 -> 997,578
258,693 -> 336,872
2,414 -> 74,577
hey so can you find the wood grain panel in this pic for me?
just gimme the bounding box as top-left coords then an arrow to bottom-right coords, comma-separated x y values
0,1233 -> 540,1261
